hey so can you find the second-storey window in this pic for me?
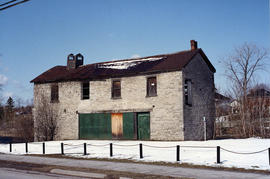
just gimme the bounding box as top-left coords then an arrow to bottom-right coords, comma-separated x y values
147,77 -> 157,97
184,79 -> 192,106
112,80 -> 121,98
51,83 -> 59,103
82,82 -> 89,100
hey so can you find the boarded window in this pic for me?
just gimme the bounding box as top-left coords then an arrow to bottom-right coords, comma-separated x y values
112,80 -> 121,98
184,79 -> 192,105
82,82 -> 89,100
111,113 -> 123,139
51,83 -> 59,103
147,77 -> 157,97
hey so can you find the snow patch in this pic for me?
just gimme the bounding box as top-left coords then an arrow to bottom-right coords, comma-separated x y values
98,57 -> 164,70
1,138 -> 269,171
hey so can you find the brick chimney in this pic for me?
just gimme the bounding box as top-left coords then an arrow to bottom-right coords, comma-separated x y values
67,53 -> 84,70
190,40 -> 198,50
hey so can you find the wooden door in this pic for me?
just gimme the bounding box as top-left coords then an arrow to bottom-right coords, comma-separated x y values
111,113 -> 123,138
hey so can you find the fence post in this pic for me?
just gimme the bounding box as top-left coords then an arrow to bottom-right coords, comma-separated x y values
217,146 -> 221,164
176,145 -> 180,162
61,143 -> 64,155
268,148 -> 270,166
43,142 -> 45,155
9,142 -> 12,152
140,143 -> 143,159
84,143 -> 87,155
110,143 -> 113,157
25,142 -> 28,153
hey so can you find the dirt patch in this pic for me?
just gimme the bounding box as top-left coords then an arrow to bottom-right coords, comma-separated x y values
0,160 -> 189,179
28,154 -> 270,175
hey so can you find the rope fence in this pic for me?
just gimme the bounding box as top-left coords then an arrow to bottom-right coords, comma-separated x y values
143,144 -> 176,148
3,142 -> 270,166
220,147 -> 268,155
64,145 -> 83,151
180,146 -> 216,149
87,143 -> 110,147
113,143 -> 139,147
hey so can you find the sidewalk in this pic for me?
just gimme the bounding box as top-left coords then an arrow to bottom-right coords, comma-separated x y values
0,154 -> 269,179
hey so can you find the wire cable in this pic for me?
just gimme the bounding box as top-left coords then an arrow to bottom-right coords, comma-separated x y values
0,0 -> 17,7
0,0 -> 30,11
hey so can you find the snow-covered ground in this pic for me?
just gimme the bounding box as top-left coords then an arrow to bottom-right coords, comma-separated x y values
0,138 -> 269,171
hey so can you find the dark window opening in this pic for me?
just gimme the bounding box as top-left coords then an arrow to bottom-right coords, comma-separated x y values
147,77 -> 157,97
82,82 -> 89,100
184,79 -> 192,106
112,80 -> 121,98
51,84 -> 59,103
68,55 -> 74,60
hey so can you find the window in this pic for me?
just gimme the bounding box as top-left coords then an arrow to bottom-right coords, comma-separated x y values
51,83 -> 59,103
184,79 -> 192,106
82,82 -> 89,100
112,80 -> 121,98
147,77 -> 157,97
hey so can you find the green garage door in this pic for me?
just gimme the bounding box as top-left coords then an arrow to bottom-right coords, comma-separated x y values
79,113 -> 112,139
137,113 -> 150,140
123,112 -> 135,139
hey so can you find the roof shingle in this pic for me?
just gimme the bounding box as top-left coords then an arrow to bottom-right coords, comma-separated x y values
30,48 -> 215,84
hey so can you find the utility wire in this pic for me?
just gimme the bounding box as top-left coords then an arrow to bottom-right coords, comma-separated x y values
0,0 -> 17,7
0,0 -> 30,11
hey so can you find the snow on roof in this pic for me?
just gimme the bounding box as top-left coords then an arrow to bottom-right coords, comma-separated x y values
97,57 -> 164,70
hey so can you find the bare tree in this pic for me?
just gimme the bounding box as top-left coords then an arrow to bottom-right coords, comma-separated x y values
14,105 -> 34,142
0,84 -> 4,120
245,84 -> 270,138
13,97 -> 34,141
224,43 -> 269,137
35,94 -> 59,141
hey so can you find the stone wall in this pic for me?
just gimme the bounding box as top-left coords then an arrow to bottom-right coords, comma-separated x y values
33,71 -> 184,141
33,81 -> 82,140
182,53 -> 215,140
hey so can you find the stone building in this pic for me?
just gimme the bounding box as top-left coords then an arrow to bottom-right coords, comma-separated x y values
31,40 -> 216,141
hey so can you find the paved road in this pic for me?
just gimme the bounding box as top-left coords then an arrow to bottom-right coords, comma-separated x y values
0,154 -> 269,179
0,167 -> 82,179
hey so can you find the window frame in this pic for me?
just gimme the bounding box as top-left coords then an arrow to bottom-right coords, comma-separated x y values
184,79 -> 192,106
146,76 -> 157,97
81,81 -> 90,100
51,83 -> 59,103
111,79 -> 121,99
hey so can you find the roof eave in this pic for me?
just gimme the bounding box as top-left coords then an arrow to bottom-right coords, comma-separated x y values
31,68 -> 183,84
198,49 -> 216,73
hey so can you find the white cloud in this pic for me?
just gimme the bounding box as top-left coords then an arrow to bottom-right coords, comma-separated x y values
0,74 -> 8,85
131,54 -> 141,58
3,92 -> 13,98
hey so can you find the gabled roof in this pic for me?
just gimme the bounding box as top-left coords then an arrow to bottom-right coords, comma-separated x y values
215,92 -> 230,101
30,48 -> 215,84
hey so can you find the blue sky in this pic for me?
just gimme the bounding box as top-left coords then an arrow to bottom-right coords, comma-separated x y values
0,0 -> 269,105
